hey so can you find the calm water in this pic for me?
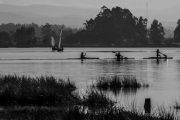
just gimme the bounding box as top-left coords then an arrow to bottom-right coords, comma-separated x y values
0,47 -> 180,110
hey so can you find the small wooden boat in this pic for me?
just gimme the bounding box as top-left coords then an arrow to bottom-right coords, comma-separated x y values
51,27 -> 64,52
105,57 -> 135,60
81,57 -> 99,60
143,57 -> 173,59
119,57 -> 135,60
68,57 -> 99,60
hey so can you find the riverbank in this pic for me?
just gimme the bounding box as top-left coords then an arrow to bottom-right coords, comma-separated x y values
0,74 -> 177,120
1,43 -> 180,48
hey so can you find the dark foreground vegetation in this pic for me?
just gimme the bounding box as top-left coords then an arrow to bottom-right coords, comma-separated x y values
0,74 -> 176,120
1,6 -> 180,47
0,75 -> 77,106
96,75 -> 149,94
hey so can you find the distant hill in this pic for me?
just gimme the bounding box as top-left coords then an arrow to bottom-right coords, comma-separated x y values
0,4 -> 99,27
0,4 -> 178,37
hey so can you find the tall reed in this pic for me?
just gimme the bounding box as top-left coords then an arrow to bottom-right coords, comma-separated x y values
0,74 -> 77,106
96,75 -> 149,91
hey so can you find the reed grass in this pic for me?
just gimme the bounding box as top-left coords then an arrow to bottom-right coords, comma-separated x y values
0,105 -> 175,120
96,75 -> 149,91
82,89 -> 114,109
0,74 -> 176,120
0,74 -> 77,106
0,107 -> 63,120
63,106 -> 176,120
173,100 -> 180,109
156,107 -> 176,120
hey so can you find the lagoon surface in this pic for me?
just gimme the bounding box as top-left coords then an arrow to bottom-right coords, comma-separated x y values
0,47 -> 180,111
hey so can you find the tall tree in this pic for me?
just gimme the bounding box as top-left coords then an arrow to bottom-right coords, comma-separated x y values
174,19 -> 180,42
0,31 -> 11,46
83,6 -> 139,46
14,26 -> 36,46
41,23 -> 53,44
149,19 -> 165,45
135,16 -> 148,45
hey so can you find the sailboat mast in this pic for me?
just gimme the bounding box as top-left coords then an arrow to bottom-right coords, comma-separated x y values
58,28 -> 63,48
146,0 -> 149,21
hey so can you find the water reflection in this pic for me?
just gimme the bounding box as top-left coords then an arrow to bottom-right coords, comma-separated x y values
102,88 -> 138,96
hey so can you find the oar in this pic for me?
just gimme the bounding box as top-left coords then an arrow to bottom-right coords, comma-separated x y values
159,52 -> 167,57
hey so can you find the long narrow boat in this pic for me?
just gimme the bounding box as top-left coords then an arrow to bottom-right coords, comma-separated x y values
143,57 -> 173,59
68,57 -> 99,60
105,58 -> 135,60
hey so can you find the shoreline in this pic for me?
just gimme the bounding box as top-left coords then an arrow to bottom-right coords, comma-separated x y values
1,46 -> 180,48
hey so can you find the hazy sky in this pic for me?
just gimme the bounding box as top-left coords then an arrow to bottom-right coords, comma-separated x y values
0,0 -> 180,10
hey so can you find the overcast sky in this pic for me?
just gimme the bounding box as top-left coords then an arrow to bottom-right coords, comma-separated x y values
0,0 -> 180,24
0,0 -> 179,10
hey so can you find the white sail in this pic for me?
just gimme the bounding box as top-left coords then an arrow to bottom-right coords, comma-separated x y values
51,36 -> 55,46
58,28 -> 63,49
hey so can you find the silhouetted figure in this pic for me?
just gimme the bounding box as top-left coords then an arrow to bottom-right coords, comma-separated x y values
144,98 -> 151,114
156,49 -> 167,60
80,52 -> 86,60
156,49 -> 161,59
115,52 -> 123,61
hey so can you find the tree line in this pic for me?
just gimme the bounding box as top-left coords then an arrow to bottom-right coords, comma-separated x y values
0,23 -> 78,47
1,6 -> 180,47
67,6 -> 171,46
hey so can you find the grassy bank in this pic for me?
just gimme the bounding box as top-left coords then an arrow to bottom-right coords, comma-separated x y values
0,106 -> 175,120
0,74 -> 176,120
0,74 -> 77,106
63,104 -> 176,120
82,90 -> 114,110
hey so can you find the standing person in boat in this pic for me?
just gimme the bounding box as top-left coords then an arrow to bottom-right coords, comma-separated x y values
156,49 -> 161,59
156,49 -> 167,59
80,52 -> 86,59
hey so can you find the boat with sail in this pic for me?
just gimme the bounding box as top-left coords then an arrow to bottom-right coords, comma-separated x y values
57,28 -> 63,52
51,27 -> 64,52
51,36 -> 57,51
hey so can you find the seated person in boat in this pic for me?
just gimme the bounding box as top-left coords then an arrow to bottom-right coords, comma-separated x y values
115,52 -> 123,60
80,52 -> 86,59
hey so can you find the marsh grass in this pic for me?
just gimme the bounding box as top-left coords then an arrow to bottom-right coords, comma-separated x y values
157,107 -> 176,120
63,106 -> 176,120
0,74 -> 176,120
0,74 -> 77,106
0,106 -> 175,120
82,89 -> 114,110
173,100 -> 180,110
0,107 -> 63,120
96,75 -> 149,92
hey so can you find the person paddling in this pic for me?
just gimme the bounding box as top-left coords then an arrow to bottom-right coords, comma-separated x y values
156,49 -> 161,59
115,52 -> 123,61
80,52 -> 86,59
